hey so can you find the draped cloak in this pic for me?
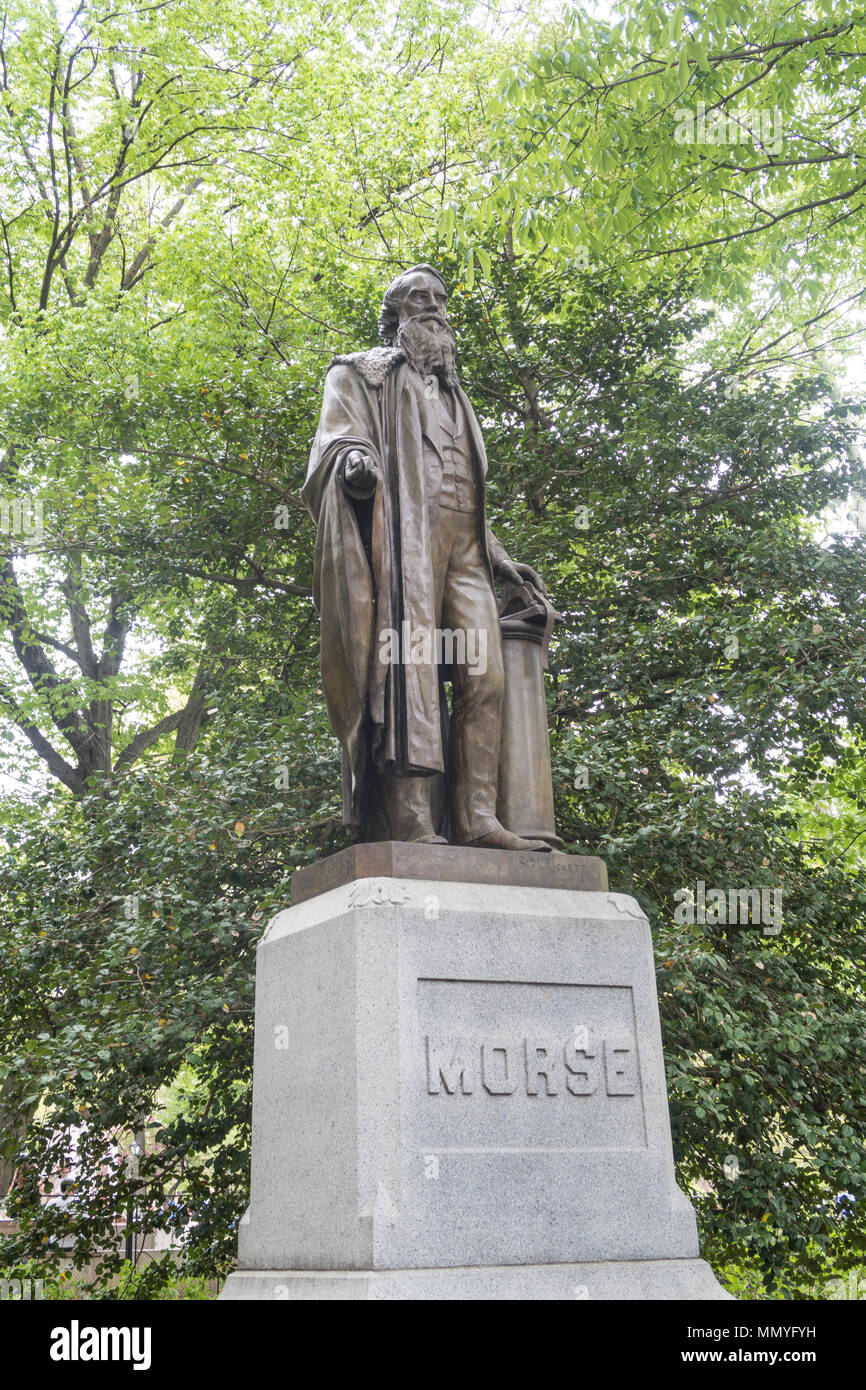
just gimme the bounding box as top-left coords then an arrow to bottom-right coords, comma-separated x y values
301,346 -> 493,834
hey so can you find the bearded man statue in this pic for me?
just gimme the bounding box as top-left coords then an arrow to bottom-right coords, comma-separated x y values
302,264 -> 551,851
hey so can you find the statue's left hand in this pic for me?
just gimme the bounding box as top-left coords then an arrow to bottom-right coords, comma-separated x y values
488,526 -> 547,596
509,561 -> 547,596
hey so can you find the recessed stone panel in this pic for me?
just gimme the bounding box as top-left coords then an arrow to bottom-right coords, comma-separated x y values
415,978 -> 646,1152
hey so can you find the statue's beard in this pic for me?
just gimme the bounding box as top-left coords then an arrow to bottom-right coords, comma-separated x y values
397,314 -> 458,389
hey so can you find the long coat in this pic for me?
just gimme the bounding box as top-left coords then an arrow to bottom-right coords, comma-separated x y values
301,346 -> 494,833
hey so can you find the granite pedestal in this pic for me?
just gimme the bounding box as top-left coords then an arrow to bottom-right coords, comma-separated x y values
220,845 -> 730,1299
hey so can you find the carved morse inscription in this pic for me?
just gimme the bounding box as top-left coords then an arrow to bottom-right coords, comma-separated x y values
425,1035 -> 637,1098
415,979 -> 647,1149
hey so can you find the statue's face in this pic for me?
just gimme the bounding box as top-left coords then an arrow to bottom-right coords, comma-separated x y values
393,268 -> 457,386
395,269 -> 448,325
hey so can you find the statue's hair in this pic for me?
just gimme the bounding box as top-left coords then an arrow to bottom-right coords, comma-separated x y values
378,264 -> 448,344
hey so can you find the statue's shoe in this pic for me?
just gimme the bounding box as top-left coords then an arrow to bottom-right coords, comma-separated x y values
409,833 -> 449,845
463,827 -> 551,853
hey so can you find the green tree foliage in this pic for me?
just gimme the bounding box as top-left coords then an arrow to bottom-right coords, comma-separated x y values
461,0 -> 866,368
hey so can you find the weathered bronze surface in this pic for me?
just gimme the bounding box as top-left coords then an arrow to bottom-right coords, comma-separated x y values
498,606 -> 563,849
302,264 -> 562,852
291,841 -> 608,905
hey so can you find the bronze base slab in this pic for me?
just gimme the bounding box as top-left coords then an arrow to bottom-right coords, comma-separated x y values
291,840 -> 607,905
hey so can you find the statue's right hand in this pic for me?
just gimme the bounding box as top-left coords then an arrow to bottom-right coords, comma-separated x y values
341,448 -> 379,498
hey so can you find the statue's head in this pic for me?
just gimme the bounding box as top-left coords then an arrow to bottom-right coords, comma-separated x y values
379,264 -> 457,387
378,264 -> 448,342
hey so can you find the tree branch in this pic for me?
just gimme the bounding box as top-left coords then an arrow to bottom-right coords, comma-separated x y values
0,678 -> 85,793
0,553 -> 91,757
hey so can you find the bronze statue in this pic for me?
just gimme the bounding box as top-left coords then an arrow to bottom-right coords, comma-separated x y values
302,264 -> 557,851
